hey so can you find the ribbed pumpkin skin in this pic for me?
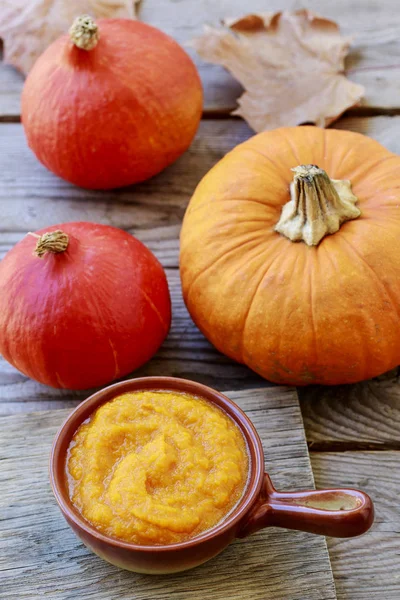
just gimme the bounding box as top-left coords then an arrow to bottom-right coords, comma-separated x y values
180,127 -> 400,385
21,20 -> 202,190
0,223 -> 171,389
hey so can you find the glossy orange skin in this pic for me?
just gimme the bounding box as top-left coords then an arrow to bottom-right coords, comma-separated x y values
180,127 -> 400,385
0,223 -> 171,389
21,20 -> 202,190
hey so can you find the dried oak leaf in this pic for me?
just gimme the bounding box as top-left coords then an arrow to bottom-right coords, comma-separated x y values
191,10 -> 364,131
0,0 -> 140,75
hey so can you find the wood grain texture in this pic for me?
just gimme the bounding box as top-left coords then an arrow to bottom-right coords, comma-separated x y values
1,115 -> 400,237
0,388 -> 337,600
139,0 -> 400,113
293,116 -> 400,448
1,115 -> 400,427
0,64 -> 21,119
311,451 -> 400,599
0,2 -> 399,595
0,117 -> 400,247
0,268 -> 265,416
1,115 -> 400,419
0,119 -> 256,412
334,115 -> 400,148
301,370 -> 400,446
1,0 -> 400,117
0,120 -> 253,233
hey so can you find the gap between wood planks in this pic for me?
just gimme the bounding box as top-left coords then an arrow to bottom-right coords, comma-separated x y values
3,106 -> 400,123
1,114 -> 399,451
204,107 -> 400,119
308,440 -> 400,452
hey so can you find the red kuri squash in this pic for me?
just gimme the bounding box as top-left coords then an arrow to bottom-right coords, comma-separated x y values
0,223 -> 171,389
21,16 -> 202,189
180,126 -> 400,385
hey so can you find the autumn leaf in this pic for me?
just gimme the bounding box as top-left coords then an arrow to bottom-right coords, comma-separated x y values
0,0 -> 140,75
191,10 -> 364,132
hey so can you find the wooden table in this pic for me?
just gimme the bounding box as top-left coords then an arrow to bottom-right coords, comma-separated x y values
0,1 -> 399,598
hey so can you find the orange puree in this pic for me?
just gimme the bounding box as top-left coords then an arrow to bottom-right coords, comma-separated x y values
67,391 -> 249,545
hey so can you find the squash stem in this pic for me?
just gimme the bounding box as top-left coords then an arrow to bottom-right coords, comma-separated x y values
69,15 -> 99,51
274,164 -> 360,246
32,230 -> 69,258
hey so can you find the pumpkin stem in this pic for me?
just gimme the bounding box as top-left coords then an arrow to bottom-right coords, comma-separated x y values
69,15 -> 99,51
33,230 -> 69,258
274,164 -> 360,246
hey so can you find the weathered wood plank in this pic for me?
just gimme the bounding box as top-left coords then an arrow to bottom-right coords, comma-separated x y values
1,0 -> 400,117
0,63 -> 21,119
297,111 -> 400,450
1,116 -> 400,239
334,115 -> 400,147
300,371 -> 400,446
0,120 -> 253,233
0,268 -> 264,415
1,115 -> 400,420
140,0 -> 400,113
0,225 -> 181,266
311,451 -> 400,599
0,388 -> 337,600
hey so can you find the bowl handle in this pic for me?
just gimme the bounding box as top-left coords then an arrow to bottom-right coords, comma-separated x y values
237,474 -> 374,539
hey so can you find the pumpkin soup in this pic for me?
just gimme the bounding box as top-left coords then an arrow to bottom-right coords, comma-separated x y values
67,391 -> 249,545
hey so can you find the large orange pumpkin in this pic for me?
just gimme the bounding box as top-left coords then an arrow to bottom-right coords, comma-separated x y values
21,16 -> 202,190
180,126 -> 400,385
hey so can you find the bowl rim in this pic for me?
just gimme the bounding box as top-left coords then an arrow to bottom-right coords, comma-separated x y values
49,376 -> 265,553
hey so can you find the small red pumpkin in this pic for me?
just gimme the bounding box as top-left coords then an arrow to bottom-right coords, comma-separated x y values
21,16 -> 202,189
0,223 -> 171,389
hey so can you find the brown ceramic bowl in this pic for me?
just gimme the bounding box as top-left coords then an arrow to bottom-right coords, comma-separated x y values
50,377 -> 374,574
